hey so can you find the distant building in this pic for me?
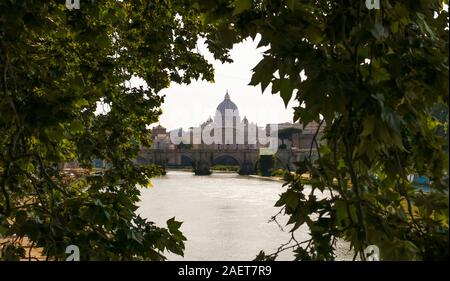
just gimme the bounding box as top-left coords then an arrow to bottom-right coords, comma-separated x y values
266,120 -> 325,150
141,92 -> 325,172
152,124 -> 167,136
150,92 -> 325,151
151,124 -> 174,150
150,92 -> 261,150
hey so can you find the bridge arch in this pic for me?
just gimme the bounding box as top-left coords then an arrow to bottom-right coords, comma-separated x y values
180,154 -> 195,167
212,154 -> 241,166
253,154 -> 291,172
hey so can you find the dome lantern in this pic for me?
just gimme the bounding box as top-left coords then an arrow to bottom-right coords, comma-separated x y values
216,91 -> 238,117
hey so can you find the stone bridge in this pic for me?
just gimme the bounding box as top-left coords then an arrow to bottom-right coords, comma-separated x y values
137,148 -> 316,175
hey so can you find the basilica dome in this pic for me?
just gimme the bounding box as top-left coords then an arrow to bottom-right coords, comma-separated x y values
216,92 -> 238,116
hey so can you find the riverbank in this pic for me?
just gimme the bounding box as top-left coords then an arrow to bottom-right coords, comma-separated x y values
166,167 -> 193,172
166,168 -> 237,173
166,168 -> 290,180
247,174 -> 285,182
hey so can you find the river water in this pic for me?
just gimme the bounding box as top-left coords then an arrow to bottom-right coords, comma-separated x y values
137,170 -> 352,261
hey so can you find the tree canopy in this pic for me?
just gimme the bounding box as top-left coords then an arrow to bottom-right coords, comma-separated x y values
278,128 -> 302,140
0,0 -> 224,260
220,0 -> 449,260
1,0 -> 448,261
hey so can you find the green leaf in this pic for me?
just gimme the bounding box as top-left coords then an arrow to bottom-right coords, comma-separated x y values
68,120 -> 84,134
233,0 -> 252,16
360,116 -> 376,136
249,56 -> 276,93
279,78 -> 295,107
284,190 -> 299,210
416,13 -> 437,40
167,217 -> 183,233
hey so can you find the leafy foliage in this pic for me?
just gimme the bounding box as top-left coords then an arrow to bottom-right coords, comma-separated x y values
1,0 -> 448,261
278,127 -> 302,148
257,0 -> 449,261
0,0 -> 223,260
278,128 -> 302,140
197,0 -> 449,260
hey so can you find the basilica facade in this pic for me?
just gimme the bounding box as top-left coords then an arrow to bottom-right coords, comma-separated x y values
150,92 -> 322,152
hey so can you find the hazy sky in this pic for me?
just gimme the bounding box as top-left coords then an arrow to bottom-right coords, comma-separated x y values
139,36 -> 299,131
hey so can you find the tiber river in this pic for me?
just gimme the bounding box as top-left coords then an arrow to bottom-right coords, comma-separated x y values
137,170 -> 353,261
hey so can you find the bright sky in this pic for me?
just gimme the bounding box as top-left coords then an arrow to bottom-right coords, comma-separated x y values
98,5 -> 449,131
140,35 -> 299,131
145,4 -> 450,132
